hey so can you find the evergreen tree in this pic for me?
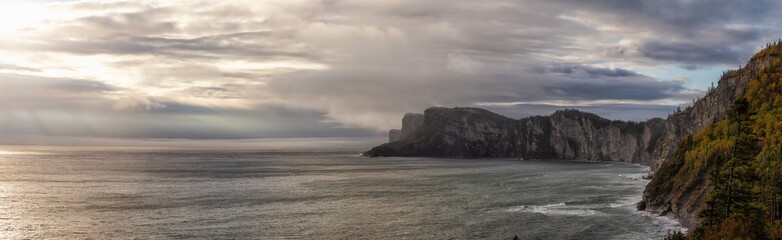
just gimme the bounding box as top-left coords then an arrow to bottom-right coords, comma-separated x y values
700,151 -> 728,227
722,97 -> 759,220
759,144 -> 782,223
725,98 -> 758,217
700,98 -> 763,236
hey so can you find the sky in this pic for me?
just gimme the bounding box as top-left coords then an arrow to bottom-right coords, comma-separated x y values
0,0 -> 781,145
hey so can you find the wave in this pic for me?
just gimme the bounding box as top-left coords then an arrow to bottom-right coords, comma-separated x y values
608,193 -> 687,233
609,195 -> 642,208
505,203 -> 604,216
638,209 -> 689,236
608,194 -> 688,236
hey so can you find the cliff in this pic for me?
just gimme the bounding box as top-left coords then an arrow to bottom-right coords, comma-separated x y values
364,61 -> 751,223
387,113 -> 424,142
363,41 -> 782,236
400,113 -> 425,141
365,50 -> 751,170
366,107 -> 662,164
388,129 -> 401,142
645,57 -> 754,173
642,43 -> 782,230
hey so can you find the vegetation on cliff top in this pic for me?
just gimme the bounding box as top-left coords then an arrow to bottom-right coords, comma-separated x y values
651,41 -> 782,239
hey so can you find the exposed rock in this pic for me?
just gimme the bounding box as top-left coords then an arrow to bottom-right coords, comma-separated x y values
389,129 -> 401,142
366,107 -> 659,164
365,42 -> 776,231
386,113 -> 425,143
641,52 -> 771,228
366,55 -> 748,170
645,58 -> 752,170
398,113 -> 424,142
636,200 -> 646,211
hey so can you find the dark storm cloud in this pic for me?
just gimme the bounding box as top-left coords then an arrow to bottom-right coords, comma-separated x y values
537,65 -> 642,78
546,80 -> 684,101
639,41 -> 747,65
543,0 -> 782,65
530,65 -> 685,101
480,103 -> 678,122
546,0 -> 776,33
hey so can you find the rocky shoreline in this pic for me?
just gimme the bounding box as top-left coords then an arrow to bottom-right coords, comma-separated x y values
363,52 -> 760,228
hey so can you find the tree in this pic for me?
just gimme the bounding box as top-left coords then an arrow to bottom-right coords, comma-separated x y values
695,98 -> 765,239
722,97 -> 759,219
759,144 -> 782,223
700,151 -> 728,227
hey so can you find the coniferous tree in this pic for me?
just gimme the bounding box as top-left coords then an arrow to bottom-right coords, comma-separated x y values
722,97 -> 759,220
700,151 -> 728,227
759,144 -> 782,223
695,98 -> 765,238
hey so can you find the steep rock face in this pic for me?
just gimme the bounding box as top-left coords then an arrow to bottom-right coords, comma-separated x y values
544,111 -> 649,162
647,60 -> 755,170
367,58 -> 751,170
371,108 -> 518,157
641,50 -> 775,228
389,129 -> 401,142
366,108 -> 658,164
364,43 -> 779,232
399,113 -> 424,141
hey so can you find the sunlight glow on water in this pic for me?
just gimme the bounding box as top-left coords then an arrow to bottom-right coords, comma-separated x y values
0,150 -> 17,155
0,150 -> 47,156
0,150 -> 683,239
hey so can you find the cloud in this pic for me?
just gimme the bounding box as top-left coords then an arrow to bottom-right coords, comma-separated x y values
446,51 -> 482,73
0,73 -> 117,110
479,103 -> 679,122
638,41 -> 749,65
112,95 -> 167,111
0,0 -> 780,141
537,64 -> 642,78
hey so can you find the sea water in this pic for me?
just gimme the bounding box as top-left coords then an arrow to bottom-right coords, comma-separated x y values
0,149 -> 683,239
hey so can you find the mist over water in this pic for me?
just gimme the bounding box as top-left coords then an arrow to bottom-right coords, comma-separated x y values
0,150 -> 681,239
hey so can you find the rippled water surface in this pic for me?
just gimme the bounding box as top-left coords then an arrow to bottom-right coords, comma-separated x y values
0,149 -> 681,239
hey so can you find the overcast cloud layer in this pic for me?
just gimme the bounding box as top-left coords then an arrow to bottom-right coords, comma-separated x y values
0,0 -> 781,141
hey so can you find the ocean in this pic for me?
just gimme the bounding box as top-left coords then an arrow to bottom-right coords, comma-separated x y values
0,149 -> 683,239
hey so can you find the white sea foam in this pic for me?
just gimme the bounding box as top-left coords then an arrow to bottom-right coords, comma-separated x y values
506,203 -> 604,216
612,193 -> 688,236
639,209 -> 688,235
609,195 -> 642,208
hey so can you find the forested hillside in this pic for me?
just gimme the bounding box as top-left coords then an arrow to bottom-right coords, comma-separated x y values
647,42 -> 782,239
